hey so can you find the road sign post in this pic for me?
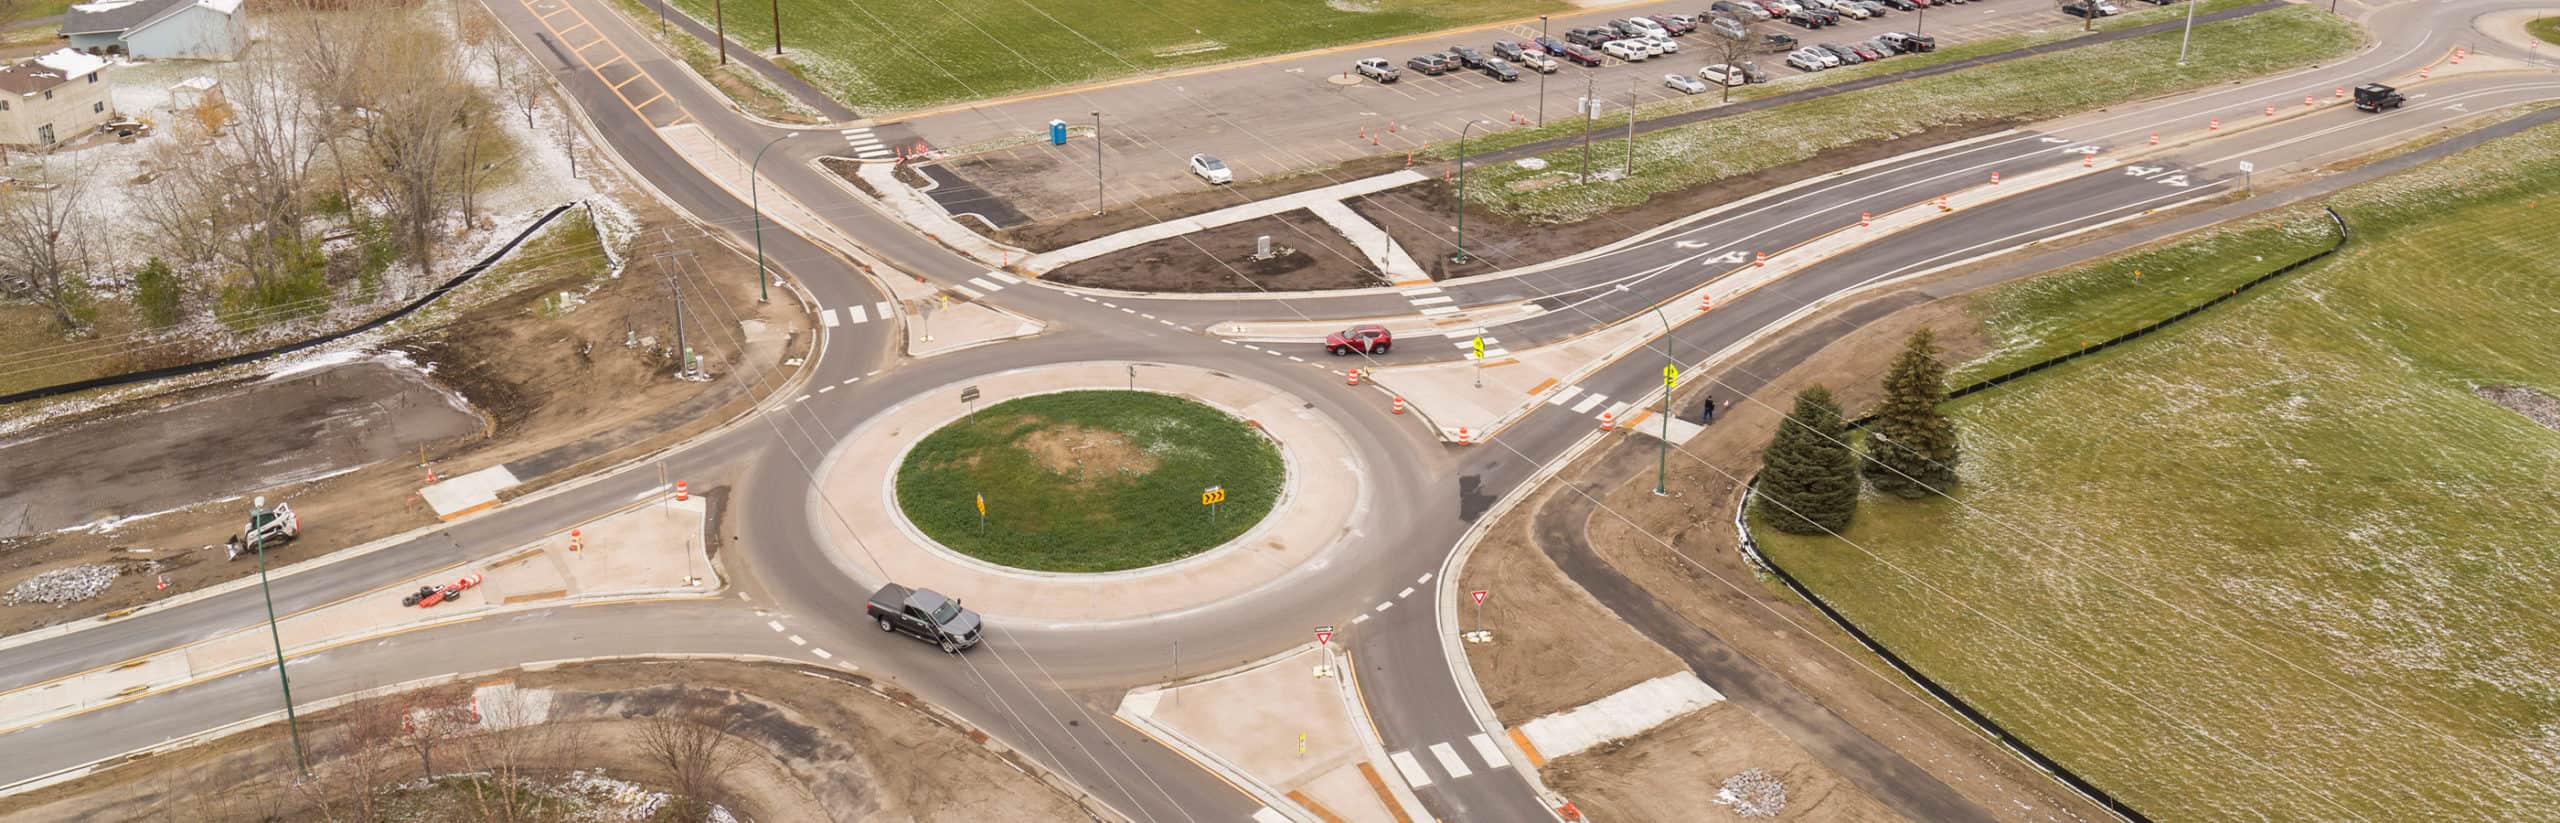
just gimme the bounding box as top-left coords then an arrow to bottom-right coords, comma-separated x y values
1471,589 -> 1489,629
961,385 -> 980,420
1315,625 -> 1335,646
2238,161 -> 2255,197
1203,485 -> 1226,527
975,492 -> 986,531
1472,335 -> 1486,388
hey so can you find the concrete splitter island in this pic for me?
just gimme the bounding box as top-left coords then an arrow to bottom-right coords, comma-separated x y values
807,361 -> 1370,624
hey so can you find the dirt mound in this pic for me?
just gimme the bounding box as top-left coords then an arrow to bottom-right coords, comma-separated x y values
1016,423 -> 1157,483
2478,385 -> 2560,431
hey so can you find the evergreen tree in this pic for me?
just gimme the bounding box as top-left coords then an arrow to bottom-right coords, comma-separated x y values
1865,327 -> 1961,498
133,257 -> 183,329
1757,385 -> 1859,535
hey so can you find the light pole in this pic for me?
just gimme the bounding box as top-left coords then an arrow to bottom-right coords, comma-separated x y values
1650,308 -> 1673,496
1092,111 -> 1104,216
249,496 -> 308,778
1624,78 -> 1637,177
1452,118 -> 1490,265
1916,4 -> 1925,35
1537,15 -> 1550,126
2177,0 -> 2199,65
749,131 -> 794,303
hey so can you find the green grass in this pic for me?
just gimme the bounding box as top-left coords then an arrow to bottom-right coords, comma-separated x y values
1752,119 -> 2560,821
1468,6 -> 2360,223
2530,15 -> 2560,47
658,0 -> 1559,112
895,390 -> 1283,572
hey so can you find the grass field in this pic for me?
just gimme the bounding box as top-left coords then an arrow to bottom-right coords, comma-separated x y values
656,0 -> 1558,112
2530,15 -> 2560,47
895,390 -> 1283,572
1752,120 -> 2560,821
1467,6 -> 2360,223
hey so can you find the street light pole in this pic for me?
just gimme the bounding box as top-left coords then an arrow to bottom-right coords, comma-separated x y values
1453,118 -> 1489,264
1650,309 -> 1673,496
1537,15 -> 1550,126
1624,78 -> 1637,177
749,132 -> 795,303
1092,111 -> 1104,216
249,496 -> 308,778
2177,0 -> 2200,64
1581,75 -> 1595,184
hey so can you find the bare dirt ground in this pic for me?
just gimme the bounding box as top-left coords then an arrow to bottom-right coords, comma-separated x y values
0,658 -> 1096,822
1044,209 -> 1392,293
1545,703 -> 1909,823
0,204 -> 809,637
1456,492 -> 1682,727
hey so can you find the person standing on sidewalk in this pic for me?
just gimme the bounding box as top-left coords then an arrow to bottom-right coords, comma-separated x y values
1700,394 -> 1717,424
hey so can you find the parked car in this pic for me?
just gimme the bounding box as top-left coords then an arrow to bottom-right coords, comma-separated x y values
1849,41 -> 1884,60
1492,40 -> 1529,62
1355,57 -> 1399,82
1810,0 -> 1870,19
1534,35 -> 1571,55
1752,0 -> 1793,17
1665,73 -> 1710,94
1481,58 -> 1521,81
1881,31 -> 1936,51
1713,0 -> 1772,20
1803,6 -> 1842,25
1765,0 -> 1806,13
1699,63 -> 1748,86
1603,39 -> 1650,61
1619,16 -> 1671,38
1760,32 -> 1802,53
1654,13 -> 1699,34
1875,0 -> 1920,9
1189,153 -> 1232,184
1735,60 -> 1770,82
1326,324 -> 1393,355
1648,35 -> 1681,54
1567,26 -> 1618,47
2063,0 -> 2120,16
1518,49 -> 1560,72
1448,44 -> 1488,68
1560,43 -> 1605,66
1785,9 -> 1826,28
1863,35 -> 1900,56
1853,0 -> 1890,16
1406,53 -> 1455,74
1818,42 -> 1863,64
1804,46 -> 1841,66
1710,15 -> 1751,40
1493,41 -> 1559,71
1786,48 -> 1830,70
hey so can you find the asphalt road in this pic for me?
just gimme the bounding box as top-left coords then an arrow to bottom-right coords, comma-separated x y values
2,1 -> 2554,821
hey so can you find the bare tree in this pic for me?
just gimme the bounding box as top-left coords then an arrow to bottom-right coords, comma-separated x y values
1708,16 -> 1770,104
349,9 -> 481,273
293,699 -> 409,823
0,168 -> 98,331
634,691 -> 750,809
453,690 -> 579,823
213,52 -> 326,302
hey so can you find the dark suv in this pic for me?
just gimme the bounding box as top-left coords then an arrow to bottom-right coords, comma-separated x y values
1879,31 -> 1935,51
1406,53 -> 1455,75
1448,44 -> 1488,68
1491,40 -> 1531,63
1566,26 -> 1617,47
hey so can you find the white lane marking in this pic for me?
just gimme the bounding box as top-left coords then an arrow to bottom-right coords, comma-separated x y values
1417,573 -> 1432,584
840,377 -> 858,385
1603,402 -> 1632,421
766,620 -> 785,632
1374,601 -> 1394,612
819,308 -> 840,327
1242,344 -> 1263,351
1140,313 -> 1157,320
1547,386 -> 1584,406
1569,393 -> 1609,414
1389,751 -> 1434,787
846,304 -> 869,323
1398,587 -> 1416,598
1352,613 -> 1371,624
1288,355 -> 1306,362
788,635 -> 807,646
952,284 -> 984,299
1409,295 -> 1455,306
1253,809 -> 1291,823
1468,733 -> 1511,768
985,271 -> 1023,284
631,483 -> 671,501
966,276 -> 1001,292
1430,742 -> 1474,778
818,385 -> 835,393
874,301 -> 893,318
1444,327 -> 1485,339
1082,295 -> 1099,302
1419,306 -> 1462,316
1120,307 -> 1137,314
1400,286 -> 1444,296
793,394 -> 809,403
812,648 -> 832,659
865,369 -> 882,377
1100,301 -> 1118,308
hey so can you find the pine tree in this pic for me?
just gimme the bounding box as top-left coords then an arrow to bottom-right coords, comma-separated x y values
133,257 -> 184,329
1865,327 -> 1961,498
1756,385 -> 1859,535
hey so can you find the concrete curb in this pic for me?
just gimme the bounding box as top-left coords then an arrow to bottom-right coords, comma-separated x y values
1330,647 -> 1438,823
1114,645 -> 1327,823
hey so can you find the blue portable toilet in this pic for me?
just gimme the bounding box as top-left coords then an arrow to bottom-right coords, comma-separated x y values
1048,119 -> 1068,146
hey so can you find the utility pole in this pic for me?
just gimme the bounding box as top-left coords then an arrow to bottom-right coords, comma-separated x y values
1452,119 -> 1489,264
714,0 -> 727,65
1537,15 -> 1550,126
1581,75 -> 1595,184
248,496 -> 308,779
771,0 -> 783,55
1625,78 -> 1637,177
1092,111 -> 1105,216
2177,0 -> 2200,65
656,247 -> 697,379
1653,308 -> 1673,496
2083,0 -> 2096,32
653,0 -> 666,36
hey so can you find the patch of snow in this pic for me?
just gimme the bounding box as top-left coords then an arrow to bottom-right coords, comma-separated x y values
67,0 -> 142,12
260,345 -> 376,381
1514,157 -> 1548,171
33,50 -> 110,79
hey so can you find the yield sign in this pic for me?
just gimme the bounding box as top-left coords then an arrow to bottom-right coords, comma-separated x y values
1470,590 -> 1489,605
1315,626 -> 1336,646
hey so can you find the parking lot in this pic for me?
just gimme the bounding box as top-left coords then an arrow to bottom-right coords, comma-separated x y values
896,0 -> 2107,225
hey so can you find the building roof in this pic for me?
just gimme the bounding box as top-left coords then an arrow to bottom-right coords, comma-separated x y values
60,0 -> 233,37
0,49 -> 109,96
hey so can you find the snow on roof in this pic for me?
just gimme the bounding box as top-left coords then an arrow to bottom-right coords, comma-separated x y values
34,49 -> 109,79
197,0 -> 241,14
67,0 -> 143,12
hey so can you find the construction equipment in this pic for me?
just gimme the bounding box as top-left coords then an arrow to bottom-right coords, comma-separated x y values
225,498 -> 300,561
414,573 -> 484,608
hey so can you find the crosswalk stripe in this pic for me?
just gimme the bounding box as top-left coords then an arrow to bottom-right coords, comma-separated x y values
951,284 -> 984,299
1400,286 -> 1443,297
819,308 -> 839,327
1388,751 -> 1434,787
1443,327 -> 1485,340
875,301 -> 894,319
1547,386 -> 1583,406
1570,393 -> 1609,414
1468,734 -> 1511,769
985,271 -> 1023,284
1482,348 -> 1510,358
845,304 -> 868,323
1409,295 -> 1454,306
1419,306 -> 1461,316
966,276 -> 1001,292
1430,742 -> 1474,778
1603,401 -> 1632,420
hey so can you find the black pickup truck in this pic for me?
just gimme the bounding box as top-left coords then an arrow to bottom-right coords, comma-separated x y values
866,583 -> 983,653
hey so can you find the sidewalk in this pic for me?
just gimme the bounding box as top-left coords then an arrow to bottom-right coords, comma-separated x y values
1117,646 -> 1415,823
809,361 -> 1366,623
1018,171 -> 1427,275
1510,672 -> 1724,765
1374,157 -> 2106,441
0,497 -> 714,736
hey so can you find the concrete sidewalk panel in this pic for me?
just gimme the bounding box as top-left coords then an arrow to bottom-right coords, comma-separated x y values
1517,672 -> 1725,760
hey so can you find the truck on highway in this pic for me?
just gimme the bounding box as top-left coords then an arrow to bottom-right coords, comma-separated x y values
866,583 -> 983,653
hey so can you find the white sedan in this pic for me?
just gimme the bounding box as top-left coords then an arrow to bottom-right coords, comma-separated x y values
1700,64 -> 1749,86
1663,73 -> 1709,94
1189,153 -> 1233,185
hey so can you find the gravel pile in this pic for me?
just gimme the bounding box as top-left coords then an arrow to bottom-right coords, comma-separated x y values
2478,385 -> 2560,432
4,563 -> 121,606
1715,768 -> 1788,819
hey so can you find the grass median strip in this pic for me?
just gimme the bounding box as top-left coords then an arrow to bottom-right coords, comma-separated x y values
1469,6 -> 2360,224
1755,118 -> 2560,821
654,0 -> 1558,112
894,390 -> 1283,572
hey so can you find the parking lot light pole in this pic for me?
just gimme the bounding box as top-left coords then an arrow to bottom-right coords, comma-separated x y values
1537,15 -> 1550,126
1651,308 -> 1673,496
750,131 -> 795,303
2177,0 -> 2199,64
1624,78 -> 1637,176
248,498 -> 308,779
1452,118 -> 1490,265
1916,5 -> 1925,35
1092,111 -> 1104,216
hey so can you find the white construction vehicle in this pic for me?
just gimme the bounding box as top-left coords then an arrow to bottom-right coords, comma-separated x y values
225,496 -> 301,561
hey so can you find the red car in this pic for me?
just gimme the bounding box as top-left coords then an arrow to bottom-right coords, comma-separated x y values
1324,324 -> 1393,356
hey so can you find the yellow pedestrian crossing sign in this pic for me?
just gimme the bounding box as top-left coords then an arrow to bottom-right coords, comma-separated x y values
1472,336 -> 1485,359
1663,365 -> 1679,387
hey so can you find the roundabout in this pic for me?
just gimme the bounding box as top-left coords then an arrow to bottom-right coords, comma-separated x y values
809,361 -> 1371,623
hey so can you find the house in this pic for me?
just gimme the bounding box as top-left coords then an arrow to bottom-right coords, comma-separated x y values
0,50 -> 113,148
60,0 -> 244,61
